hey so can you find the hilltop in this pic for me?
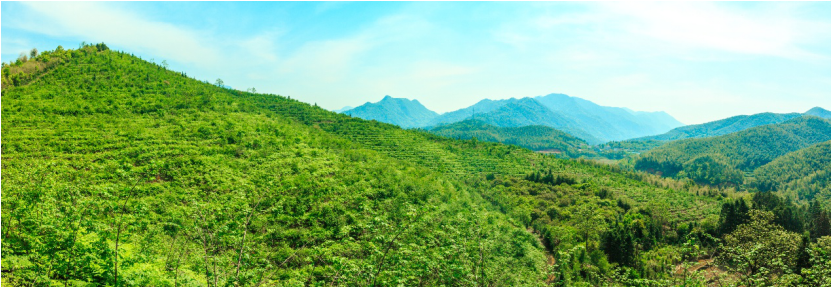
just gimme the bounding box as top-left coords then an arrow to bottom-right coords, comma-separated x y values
340,95 -> 438,128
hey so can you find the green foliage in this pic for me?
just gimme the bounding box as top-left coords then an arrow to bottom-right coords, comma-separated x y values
634,112 -> 805,142
3,44 -> 826,286
748,141 -> 831,201
717,210 -> 803,286
1,45 -> 548,286
633,116 -> 831,186
429,119 -> 594,158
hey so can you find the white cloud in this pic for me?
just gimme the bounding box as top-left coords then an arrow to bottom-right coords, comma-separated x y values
15,2 -> 222,66
598,2 -> 829,60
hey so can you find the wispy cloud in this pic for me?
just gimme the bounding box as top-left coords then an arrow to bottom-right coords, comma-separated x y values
600,2 -> 830,60
14,2 -> 222,66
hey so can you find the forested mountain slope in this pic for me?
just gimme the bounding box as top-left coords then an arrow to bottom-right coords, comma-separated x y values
428,119 -> 593,157
1,45 -> 545,286
633,111 -> 820,142
3,44 -> 827,286
633,116 -> 831,186
748,141 -> 831,201
339,95 -> 438,128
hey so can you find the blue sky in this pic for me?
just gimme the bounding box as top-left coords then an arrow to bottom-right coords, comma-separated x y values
2,2 -> 830,124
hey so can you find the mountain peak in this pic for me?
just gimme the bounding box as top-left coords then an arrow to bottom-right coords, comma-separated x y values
341,95 -> 438,128
805,107 -> 831,119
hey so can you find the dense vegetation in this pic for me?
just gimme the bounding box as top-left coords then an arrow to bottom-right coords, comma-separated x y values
748,141 -> 831,201
632,116 -> 831,187
2,44 -> 829,286
633,112 -> 807,142
428,119 -> 594,157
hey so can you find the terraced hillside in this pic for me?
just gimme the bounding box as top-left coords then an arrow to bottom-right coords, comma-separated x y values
1,44 -> 752,286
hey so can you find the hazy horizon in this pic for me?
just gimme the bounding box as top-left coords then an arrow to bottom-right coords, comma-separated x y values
3,1 -> 830,125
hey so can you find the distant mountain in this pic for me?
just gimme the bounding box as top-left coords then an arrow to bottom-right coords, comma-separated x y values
805,107 -> 831,119
342,93 -> 683,143
748,141 -> 831,201
429,119 -> 592,157
533,93 -> 684,142
333,106 -> 353,113
342,95 -> 438,128
428,98 -> 514,127
467,98 -> 603,143
633,116 -> 831,186
634,109 -> 830,142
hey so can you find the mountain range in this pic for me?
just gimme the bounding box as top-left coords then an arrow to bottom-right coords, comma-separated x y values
339,93 -> 685,144
633,115 -> 831,187
632,108 -> 830,142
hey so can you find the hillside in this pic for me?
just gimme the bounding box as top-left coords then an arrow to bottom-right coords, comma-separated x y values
633,112 -> 810,142
633,116 -> 831,186
339,95 -> 438,128
748,141 -> 831,201
3,44 -> 827,286
428,119 -> 592,157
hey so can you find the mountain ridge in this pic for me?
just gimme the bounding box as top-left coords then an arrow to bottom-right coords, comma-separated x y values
342,93 -> 684,143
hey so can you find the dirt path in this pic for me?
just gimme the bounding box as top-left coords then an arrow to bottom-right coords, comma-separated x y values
528,228 -> 557,284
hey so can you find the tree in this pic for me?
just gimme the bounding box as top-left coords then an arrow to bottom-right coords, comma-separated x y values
215,78 -> 224,87
161,60 -> 169,70
800,236 -> 831,286
30,48 -> 38,58
575,204 -> 606,251
717,210 -> 802,286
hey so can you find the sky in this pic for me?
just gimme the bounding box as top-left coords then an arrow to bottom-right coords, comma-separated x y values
2,1 -> 830,125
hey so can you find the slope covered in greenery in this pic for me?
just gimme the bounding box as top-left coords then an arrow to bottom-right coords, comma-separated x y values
633,116 -> 831,186
748,141 -> 831,201
1,45 -> 547,286
4,44 -> 827,286
428,119 -> 593,157
339,95 -> 438,128
633,112 -> 805,142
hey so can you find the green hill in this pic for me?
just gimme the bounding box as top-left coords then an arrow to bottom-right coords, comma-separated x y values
633,112 -> 806,142
340,95 -> 438,128
428,119 -> 593,157
748,141 -> 831,201
633,116 -> 831,186
10,44 -> 825,286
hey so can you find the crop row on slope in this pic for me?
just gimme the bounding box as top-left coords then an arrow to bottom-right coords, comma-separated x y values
2,45 -> 546,286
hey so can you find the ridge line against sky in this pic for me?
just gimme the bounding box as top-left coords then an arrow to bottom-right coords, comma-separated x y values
2,1 -> 830,125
